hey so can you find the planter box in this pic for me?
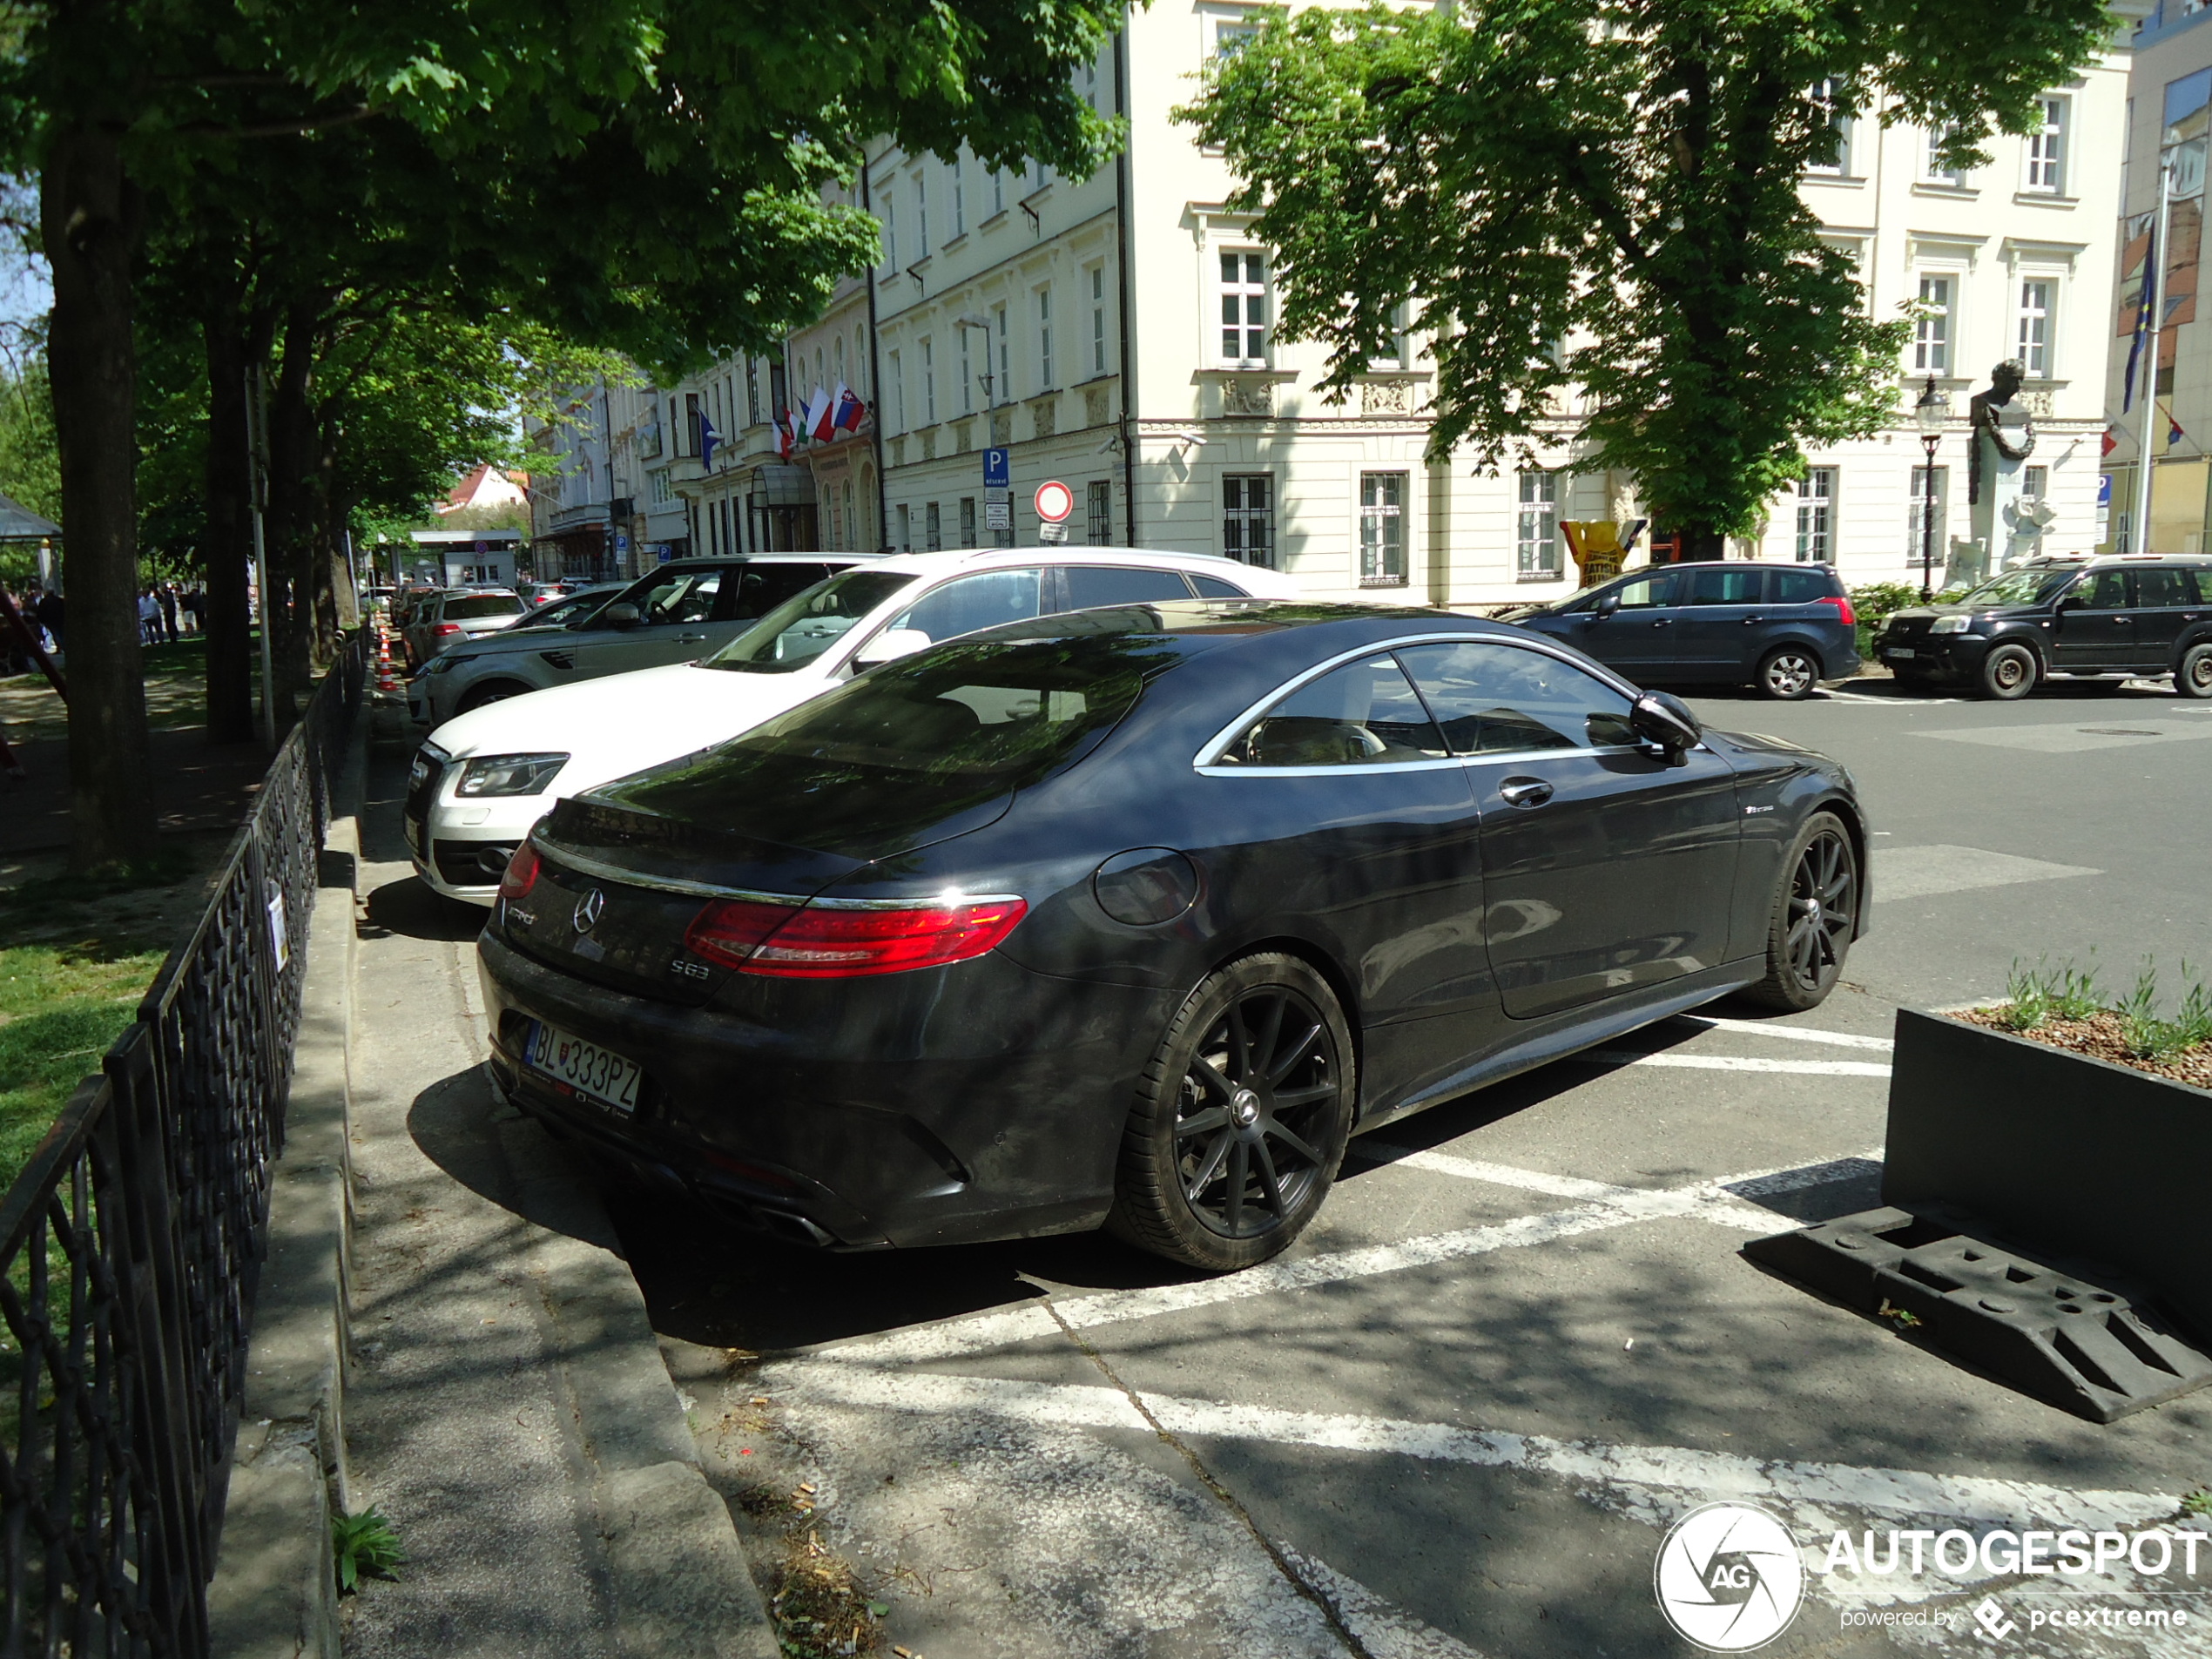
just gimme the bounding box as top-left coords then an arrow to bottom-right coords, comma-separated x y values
1883,1008 -> 2212,1342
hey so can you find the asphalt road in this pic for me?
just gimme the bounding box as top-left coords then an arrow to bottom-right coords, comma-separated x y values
604,676 -> 2212,1659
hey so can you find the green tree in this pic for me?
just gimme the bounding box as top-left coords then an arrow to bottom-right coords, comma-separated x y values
1185,0 -> 2113,556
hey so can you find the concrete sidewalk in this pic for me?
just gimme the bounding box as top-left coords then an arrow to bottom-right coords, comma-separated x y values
336,710 -> 774,1659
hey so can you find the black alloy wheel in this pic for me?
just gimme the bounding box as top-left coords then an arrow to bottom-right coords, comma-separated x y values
1742,812 -> 1858,1012
1757,646 -> 1820,701
1109,954 -> 1355,1271
2178,643 -> 2212,700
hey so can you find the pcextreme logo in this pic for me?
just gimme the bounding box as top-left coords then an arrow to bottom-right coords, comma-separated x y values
1654,1502 -> 1807,1652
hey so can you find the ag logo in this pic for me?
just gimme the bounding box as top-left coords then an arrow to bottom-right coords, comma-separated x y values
1653,1501 -> 1804,1652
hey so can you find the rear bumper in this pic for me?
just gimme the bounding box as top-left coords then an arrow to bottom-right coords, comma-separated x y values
475,929 -> 1170,1250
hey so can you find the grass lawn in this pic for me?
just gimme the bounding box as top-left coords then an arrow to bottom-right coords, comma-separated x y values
0,940 -> 165,1193
0,629 -> 239,745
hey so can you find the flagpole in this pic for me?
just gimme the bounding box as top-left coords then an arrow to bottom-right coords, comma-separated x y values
2134,148 -> 2175,556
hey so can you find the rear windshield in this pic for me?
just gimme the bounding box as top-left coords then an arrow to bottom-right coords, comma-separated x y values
703,570 -> 919,674
443,595 -> 525,620
1955,568 -> 2080,607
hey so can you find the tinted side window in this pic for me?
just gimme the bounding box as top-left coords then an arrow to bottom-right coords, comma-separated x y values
1220,656 -> 1445,766
1396,641 -> 1637,756
2135,569 -> 2196,609
725,563 -> 835,621
1611,572 -> 1681,610
1687,569 -> 1766,605
1771,568 -> 1832,604
2079,570 -> 2131,610
887,569 -> 1044,644
1191,574 -> 1251,599
1064,566 -> 1194,609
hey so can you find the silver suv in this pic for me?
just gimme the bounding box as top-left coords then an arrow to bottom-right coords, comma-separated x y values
408,554 -> 867,725
401,589 -> 529,668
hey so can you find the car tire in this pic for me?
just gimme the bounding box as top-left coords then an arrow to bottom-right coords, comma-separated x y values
1756,646 -> 1820,701
1977,643 -> 2039,700
1739,811 -> 1858,1013
2176,644 -> 2212,700
1107,953 -> 1356,1272
457,680 -> 529,714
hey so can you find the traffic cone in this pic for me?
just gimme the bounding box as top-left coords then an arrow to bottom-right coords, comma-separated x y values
375,622 -> 398,695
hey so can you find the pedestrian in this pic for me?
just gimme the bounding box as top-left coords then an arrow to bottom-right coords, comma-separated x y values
34,586 -> 63,654
138,585 -> 160,644
157,582 -> 179,644
184,585 -> 205,634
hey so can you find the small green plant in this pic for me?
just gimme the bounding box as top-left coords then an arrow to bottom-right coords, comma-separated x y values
1999,955 -> 2101,1029
2183,1488 -> 2212,1518
2000,958 -> 2051,1030
1877,1298 -> 1922,1331
333,1507 -> 406,1593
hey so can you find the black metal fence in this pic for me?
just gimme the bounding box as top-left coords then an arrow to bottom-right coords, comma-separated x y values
0,636 -> 365,1658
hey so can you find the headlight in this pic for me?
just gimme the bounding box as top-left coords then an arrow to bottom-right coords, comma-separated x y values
455,753 -> 569,797
1929,616 -> 1972,634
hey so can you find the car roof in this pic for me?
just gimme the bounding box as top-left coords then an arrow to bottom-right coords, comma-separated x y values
972,597 -> 1504,649
859,545 -> 1267,578
627,552 -> 880,572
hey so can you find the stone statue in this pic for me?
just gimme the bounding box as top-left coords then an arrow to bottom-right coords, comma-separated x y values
1967,360 -> 2040,569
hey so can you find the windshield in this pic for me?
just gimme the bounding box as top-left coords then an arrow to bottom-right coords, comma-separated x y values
443,594 -> 525,621
1953,567 -> 2081,607
702,570 -> 918,674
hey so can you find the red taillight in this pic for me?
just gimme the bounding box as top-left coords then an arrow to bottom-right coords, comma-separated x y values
1817,595 -> 1857,626
686,895 -> 1028,978
435,622 -> 463,637
497,844 -> 541,900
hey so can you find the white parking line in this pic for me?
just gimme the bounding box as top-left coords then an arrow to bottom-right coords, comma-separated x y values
805,1155 -> 1860,1370
1354,1146 -> 1879,1224
1573,1049 -> 1892,1077
770,1366 -> 2175,1534
1676,1015 -> 1894,1051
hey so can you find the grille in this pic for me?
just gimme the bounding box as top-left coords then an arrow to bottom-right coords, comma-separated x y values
434,839 -> 516,887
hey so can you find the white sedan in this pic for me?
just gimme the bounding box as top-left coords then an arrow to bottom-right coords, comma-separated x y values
403,545 -> 1299,902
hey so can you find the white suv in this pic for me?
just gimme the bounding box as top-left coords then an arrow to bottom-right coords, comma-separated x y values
404,546 -> 1298,901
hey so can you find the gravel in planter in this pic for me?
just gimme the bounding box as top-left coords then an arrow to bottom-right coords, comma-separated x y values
1954,1007 -> 2212,1093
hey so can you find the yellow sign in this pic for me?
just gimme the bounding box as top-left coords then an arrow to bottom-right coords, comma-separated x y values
1561,520 -> 1642,585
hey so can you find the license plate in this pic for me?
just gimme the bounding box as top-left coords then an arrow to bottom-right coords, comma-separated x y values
403,813 -> 423,856
1887,648 -> 1916,660
522,1021 -> 643,1116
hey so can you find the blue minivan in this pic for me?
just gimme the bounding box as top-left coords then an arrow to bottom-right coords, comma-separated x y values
1507,562 -> 1861,699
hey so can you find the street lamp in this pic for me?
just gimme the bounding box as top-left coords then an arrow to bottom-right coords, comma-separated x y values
1915,374 -> 1951,600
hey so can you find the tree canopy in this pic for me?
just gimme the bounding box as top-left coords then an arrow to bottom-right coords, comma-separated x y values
1185,0 -> 2114,552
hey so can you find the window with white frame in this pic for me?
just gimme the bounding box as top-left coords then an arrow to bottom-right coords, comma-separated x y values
1089,266 -> 1109,375
890,350 -> 904,431
1359,472 -> 1409,586
951,152 -> 966,239
1218,252 -> 1268,365
2016,279 -> 2054,377
1037,287 -> 1054,389
1516,472 -> 1561,578
914,168 -> 929,252
896,502 -> 911,550
1367,301 -> 1410,371
1805,78 -> 1851,175
1912,274 -> 1952,374
1794,469 -> 1838,563
1222,475 -> 1275,567
1215,18 -> 1258,58
992,167 -> 1005,217
959,330 -> 974,415
921,337 -> 936,422
746,360 -> 760,427
994,304 -> 1009,405
882,187 -> 897,268
2026,98 -> 2067,192
1905,466 -> 1949,564
1925,126 -> 1966,185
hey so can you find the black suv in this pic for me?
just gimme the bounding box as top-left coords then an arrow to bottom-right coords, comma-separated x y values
1872,555 -> 2212,700
1507,561 -> 1861,699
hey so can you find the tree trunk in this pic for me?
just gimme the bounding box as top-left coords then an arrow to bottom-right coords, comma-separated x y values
266,304 -> 319,707
43,119 -> 153,869
202,314 -> 256,740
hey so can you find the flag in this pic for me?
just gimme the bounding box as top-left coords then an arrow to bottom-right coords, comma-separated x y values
807,385 -> 836,442
2101,427 -> 2118,458
2122,219 -> 2156,413
832,381 -> 866,433
699,415 -> 721,470
773,409 -> 793,460
2170,408 -> 2187,450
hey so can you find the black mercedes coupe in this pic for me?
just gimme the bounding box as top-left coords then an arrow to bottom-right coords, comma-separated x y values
477,601 -> 1870,1271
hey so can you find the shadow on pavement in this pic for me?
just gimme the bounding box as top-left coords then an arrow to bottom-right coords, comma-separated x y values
361,874 -> 487,943
405,1066 -> 624,1251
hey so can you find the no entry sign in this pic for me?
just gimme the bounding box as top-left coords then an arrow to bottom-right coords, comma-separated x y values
1034,480 -> 1075,523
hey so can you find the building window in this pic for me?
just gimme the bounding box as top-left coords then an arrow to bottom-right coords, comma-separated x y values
890,350 -> 904,431
1215,18 -> 1258,57
1367,302 -> 1410,371
1905,466 -> 1949,564
959,497 -> 977,548
745,360 -> 761,427
914,168 -> 928,253
1089,266 -> 1109,376
926,501 -> 942,551
1794,468 -> 1838,563
769,362 -> 788,426
994,304 -> 1009,406
1084,57 -> 1099,112
684,393 -> 702,457
2016,279 -> 2054,377
1359,472 -> 1409,586
882,188 -> 897,269
1218,252 -> 1268,366
1925,127 -> 1966,186
1223,474 -> 1275,567
992,166 -> 1005,217
1913,275 -> 1952,374
922,337 -> 936,422
951,152 -> 966,239
1805,78 -> 1851,175
896,502 -> 911,551
959,330 -> 974,415
1516,471 -> 1561,579
1087,479 -> 1111,544
2026,98 -> 2067,192
1037,287 -> 1054,390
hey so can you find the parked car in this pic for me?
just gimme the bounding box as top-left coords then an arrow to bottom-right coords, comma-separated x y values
475,599 -> 1870,1267
408,547 -> 1298,901
504,582 -> 625,632
401,588 -> 529,667
1507,561 -> 1861,699
409,556 -> 869,726
1871,553 -> 2212,700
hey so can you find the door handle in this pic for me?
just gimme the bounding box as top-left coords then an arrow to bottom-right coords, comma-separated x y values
675,631 -> 710,643
1742,615 -> 1764,624
1499,777 -> 1554,808
1650,617 -> 1673,628
2112,617 -> 2134,624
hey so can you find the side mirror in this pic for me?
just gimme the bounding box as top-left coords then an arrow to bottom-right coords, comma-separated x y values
1629,690 -> 1701,754
2054,595 -> 2081,614
1593,590 -> 1622,617
853,627 -> 933,669
601,602 -> 641,629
